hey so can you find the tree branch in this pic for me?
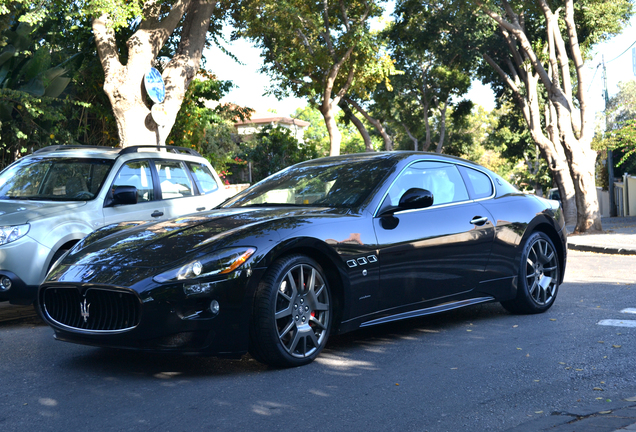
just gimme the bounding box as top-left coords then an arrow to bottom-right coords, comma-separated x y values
339,0 -> 350,32
564,0 -> 588,138
92,13 -> 123,78
321,0 -> 334,56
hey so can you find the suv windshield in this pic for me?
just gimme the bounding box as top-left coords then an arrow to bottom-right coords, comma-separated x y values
222,156 -> 395,209
0,157 -> 114,201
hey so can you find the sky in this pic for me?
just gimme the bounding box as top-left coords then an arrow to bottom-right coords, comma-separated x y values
203,13 -> 636,118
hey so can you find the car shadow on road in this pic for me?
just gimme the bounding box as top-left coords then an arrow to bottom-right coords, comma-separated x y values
59,302 -> 512,378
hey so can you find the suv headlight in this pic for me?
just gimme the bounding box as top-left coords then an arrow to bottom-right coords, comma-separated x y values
0,224 -> 30,245
153,247 -> 256,283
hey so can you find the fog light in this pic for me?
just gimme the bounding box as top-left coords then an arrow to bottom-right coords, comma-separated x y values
210,300 -> 220,316
0,276 -> 11,291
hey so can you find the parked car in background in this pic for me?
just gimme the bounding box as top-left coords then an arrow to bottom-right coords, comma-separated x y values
0,145 -> 228,304
547,187 -> 561,203
39,152 -> 567,367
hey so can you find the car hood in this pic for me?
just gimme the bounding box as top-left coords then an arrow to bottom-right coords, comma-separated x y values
0,200 -> 88,225
59,206 -> 346,270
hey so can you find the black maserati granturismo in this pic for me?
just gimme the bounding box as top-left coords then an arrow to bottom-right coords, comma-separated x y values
39,152 -> 567,367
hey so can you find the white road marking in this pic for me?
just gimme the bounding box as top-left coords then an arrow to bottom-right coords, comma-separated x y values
621,308 -> 636,315
598,319 -> 636,328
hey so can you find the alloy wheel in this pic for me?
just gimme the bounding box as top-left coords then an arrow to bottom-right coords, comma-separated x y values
274,263 -> 330,358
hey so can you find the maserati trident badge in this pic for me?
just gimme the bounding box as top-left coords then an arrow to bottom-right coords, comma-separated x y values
80,298 -> 91,323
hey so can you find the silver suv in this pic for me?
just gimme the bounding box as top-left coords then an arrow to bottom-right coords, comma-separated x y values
0,145 -> 229,304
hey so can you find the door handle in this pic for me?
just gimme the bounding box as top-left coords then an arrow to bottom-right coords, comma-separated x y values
196,207 -> 206,211
470,216 -> 488,226
151,210 -> 164,218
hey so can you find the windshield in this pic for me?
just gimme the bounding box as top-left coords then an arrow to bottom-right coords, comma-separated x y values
222,156 -> 396,209
0,157 -> 114,201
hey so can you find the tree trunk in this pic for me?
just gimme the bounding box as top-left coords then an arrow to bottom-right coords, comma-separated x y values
435,102 -> 448,153
344,97 -> 393,151
421,98 -> 432,151
92,0 -> 215,148
320,103 -> 342,156
477,0 -> 600,232
339,100 -> 374,152
401,122 -> 419,151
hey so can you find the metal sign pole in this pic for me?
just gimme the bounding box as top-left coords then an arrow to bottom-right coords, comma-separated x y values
603,55 -> 617,217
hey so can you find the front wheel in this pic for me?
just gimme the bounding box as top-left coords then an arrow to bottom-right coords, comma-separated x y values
249,255 -> 332,367
501,232 -> 560,314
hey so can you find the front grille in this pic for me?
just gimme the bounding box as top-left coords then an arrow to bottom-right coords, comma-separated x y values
43,287 -> 141,332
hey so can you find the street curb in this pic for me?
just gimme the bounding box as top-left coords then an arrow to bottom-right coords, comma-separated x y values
0,303 -> 38,323
567,243 -> 636,255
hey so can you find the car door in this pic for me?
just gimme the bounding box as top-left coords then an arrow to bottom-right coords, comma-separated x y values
102,159 -> 166,224
373,160 -> 495,312
154,159 -> 212,218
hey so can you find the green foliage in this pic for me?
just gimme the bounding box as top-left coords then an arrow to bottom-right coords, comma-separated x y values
0,7 -> 118,169
0,1 -> 144,29
235,0 -> 395,154
167,70 -> 254,172
236,0 -> 387,101
373,0 -> 478,152
242,125 -> 320,183
607,119 -> 636,172
595,79 -> 636,180
482,103 -> 553,192
294,105 -> 380,155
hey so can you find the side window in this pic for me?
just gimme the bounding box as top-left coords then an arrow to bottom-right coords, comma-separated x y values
385,161 -> 469,207
459,166 -> 493,199
155,160 -> 194,199
112,160 -> 154,202
187,162 -> 219,194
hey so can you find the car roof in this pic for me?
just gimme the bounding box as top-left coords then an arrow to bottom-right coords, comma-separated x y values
298,151 -> 488,169
29,145 -> 204,161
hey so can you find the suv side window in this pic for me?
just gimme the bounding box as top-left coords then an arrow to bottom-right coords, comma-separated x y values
112,160 -> 155,202
155,160 -> 194,199
187,162 -> 219,195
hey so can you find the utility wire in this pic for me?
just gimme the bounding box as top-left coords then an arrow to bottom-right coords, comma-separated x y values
605,39 -> 636,64
588,63 -> 601,92
587,38 -> 636,91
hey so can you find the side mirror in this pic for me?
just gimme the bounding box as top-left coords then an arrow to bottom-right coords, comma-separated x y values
112,185 -> 138,205
398,188 -> 434,210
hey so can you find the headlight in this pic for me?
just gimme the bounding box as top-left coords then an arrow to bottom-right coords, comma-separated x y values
0,224 -> 30,245
153,247 -> 256,283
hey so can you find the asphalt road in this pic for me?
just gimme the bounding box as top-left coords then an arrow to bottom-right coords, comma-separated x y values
1,250 -> 635,432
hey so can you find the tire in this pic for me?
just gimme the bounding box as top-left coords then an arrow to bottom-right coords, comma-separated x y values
47,248 -> 69,273
501,232 -> 560,314
249,254 -> 332,367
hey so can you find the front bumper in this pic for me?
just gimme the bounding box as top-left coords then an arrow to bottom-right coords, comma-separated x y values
0,271 -> 36,304
39,267 -> 264,357
0,235 -> 50,304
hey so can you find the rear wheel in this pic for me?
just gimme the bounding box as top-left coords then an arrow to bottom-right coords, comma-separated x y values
501,232 -> 560,314
249,255 -> 332,367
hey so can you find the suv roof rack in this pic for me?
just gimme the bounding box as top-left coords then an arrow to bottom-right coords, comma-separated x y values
32,144 -> 203,158
118,145 -> 202,157
34,145 -> 119,154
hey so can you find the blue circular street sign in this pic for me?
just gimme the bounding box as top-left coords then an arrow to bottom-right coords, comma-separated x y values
144,67 -> 165,104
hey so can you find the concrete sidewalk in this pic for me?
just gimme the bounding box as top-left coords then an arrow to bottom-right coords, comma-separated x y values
567,216 -> 636,255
